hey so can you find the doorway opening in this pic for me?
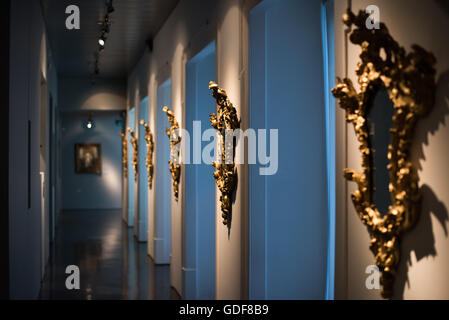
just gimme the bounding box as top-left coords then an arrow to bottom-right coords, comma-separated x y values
127,107 -> 136,227
248,0 -> 335,299
155,78 -> 172,264
184,41 -> 216,299
137,97 -> 150,242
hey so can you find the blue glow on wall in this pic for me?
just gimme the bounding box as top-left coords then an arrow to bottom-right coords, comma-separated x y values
321,0 -> 336,300
185,41 -> 216,299
61,113 -> 122,210
137,97 -> 149,242
249,0 -> 335,299
155,78 -> 172,264
128,107 -> 136,227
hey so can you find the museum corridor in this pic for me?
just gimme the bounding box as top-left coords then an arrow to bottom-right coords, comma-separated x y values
4,0 -> 449,302
39,209 -> 179,300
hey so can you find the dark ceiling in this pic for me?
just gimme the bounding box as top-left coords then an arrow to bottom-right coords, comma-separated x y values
41,0 -> 179,79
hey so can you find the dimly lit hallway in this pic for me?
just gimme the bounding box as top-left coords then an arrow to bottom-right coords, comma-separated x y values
5,0 -> 449,302
39,209 -> 180,300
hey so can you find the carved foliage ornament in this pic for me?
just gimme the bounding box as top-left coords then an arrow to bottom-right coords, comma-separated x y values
162,106 -> 181,201
127,127 -> 138,182
140,120 -> 154,189
332,9 -> 436,298
120,131 -> 128,176
209,81 -> 240,226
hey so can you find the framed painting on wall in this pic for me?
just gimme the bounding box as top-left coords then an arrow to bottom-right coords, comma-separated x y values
75,143 -> 102,174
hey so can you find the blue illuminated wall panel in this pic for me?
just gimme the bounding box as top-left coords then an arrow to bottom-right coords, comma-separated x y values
185,42 -> 216,299
127,107 -> 136,227
155,79 -> 172,264
249,0 -> 334,299
137,97 -> 149,242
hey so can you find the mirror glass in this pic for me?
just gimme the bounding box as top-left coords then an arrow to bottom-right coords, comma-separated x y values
367,88 -> 394,216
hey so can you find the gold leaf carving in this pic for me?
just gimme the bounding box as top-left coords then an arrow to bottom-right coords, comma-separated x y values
209,81 -> 240,226
127,127 -> 138,182
332,9 -> 436,298
162,106 -> 181,201
140,120 -> 154,189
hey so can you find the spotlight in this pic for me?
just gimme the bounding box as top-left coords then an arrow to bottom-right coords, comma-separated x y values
98,34 -> 106,46
85,113 -> 95,129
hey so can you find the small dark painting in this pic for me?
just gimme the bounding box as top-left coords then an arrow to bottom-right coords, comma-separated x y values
75,143 -> 101,174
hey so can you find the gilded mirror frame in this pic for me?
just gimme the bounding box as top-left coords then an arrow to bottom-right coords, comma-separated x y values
332,9 -> 436,298
120,130 -> 128,176
209,81 -> 240,227
127,127 -> 138,182
162,106 -> 181,201
140,120 -> 154,189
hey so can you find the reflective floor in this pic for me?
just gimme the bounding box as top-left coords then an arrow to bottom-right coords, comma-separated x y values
39,209 -> 180,300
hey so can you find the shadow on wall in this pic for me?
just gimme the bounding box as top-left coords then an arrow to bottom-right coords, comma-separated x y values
393,70 -> 449,299
435,0 -> 449,17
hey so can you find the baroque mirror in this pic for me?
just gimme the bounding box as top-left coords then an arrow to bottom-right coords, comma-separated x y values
127,127 -> 138,182
120,130 -> 128,176
209,81 -> 240,227
162,106 -> 181,201
368,88 -> 394,215
332,9 -> 436,298
140,120 -> 154,189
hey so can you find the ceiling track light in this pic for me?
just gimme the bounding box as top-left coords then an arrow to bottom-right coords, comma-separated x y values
86,113 -> 95,129
92,0 -> 114,80
98,28 -> 107,46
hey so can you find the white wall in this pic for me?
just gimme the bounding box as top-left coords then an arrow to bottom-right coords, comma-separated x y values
9,0 -> 58,299
334,0 -> 449,299
215,0 -> 252,300
127,0 -> 259,299
59,76 -> 126,111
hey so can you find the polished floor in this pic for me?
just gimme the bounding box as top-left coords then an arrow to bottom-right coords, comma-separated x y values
39,209 -> 180,300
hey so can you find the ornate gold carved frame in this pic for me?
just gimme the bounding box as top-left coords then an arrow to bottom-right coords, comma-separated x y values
140,120 -> 154,189
209,81 -> 240,227
332,9 -> 436,298
162,106 -> 181,201
120,131 -> 128,176
127,127 -> 138,182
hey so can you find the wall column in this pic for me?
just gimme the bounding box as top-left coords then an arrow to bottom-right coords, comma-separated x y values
215,0 -> 250,300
